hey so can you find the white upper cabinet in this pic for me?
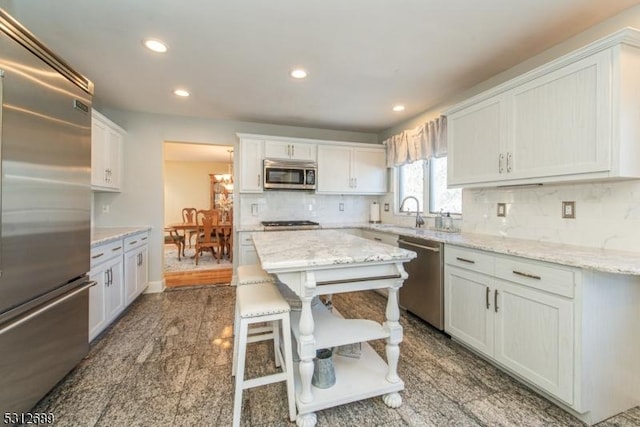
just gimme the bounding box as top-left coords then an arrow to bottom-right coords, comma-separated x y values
447,95 -> 507,185
317,144 -> 386,194
264,140 -> 317,161
91,110 -> 124,192
238,133 -> 387,195
238,137 -> 264,193
446,28 -> 640,188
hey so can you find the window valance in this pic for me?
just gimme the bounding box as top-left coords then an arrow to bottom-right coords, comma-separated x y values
384,115 -> 447,167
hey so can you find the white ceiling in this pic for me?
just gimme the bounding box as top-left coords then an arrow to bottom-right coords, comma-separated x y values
6,1 -> 639,133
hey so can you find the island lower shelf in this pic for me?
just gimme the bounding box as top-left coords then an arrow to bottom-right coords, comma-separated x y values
293,341 -> 404,414
290,304 -> 402,414
289,302 -> 389,350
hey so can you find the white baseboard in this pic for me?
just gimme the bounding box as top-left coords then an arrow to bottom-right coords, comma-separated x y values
145,279 -> 166,294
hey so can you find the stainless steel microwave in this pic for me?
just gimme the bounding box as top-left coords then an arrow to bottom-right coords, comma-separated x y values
263,158 -> 317,190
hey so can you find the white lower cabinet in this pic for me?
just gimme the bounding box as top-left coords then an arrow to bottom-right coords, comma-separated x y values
89,231 -> 148,342
124,232 -> 149,305
237,231 -> 260,266
89,240 -> 125,341
445,246 -> 574,405
445,244 -> 640,425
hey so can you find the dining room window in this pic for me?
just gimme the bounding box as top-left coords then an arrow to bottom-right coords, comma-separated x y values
397,157 -> 462,215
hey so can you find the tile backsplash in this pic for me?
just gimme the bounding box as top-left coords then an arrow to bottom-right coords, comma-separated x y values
239,192 -> 379,226
462,180 -> 640,252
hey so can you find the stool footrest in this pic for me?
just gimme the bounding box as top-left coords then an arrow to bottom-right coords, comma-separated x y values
247,332 -> 275,343
243,372 -> 288,389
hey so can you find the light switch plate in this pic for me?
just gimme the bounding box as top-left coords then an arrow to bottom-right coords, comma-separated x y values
562,201 -> 575,219
497,203 -> 506,217
339,202 -> 344,211
384,203 -> 390,212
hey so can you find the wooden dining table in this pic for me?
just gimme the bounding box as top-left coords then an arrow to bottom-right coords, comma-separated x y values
165,222 -> 233,261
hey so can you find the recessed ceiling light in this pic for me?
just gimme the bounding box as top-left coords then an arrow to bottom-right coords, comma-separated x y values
143,38 -> 168,53
290,69 -> 308,79
174,89 -> 190,97
392,105 -> 405,112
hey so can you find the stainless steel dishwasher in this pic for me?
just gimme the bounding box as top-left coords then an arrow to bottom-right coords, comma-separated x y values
398,236 -> 444,330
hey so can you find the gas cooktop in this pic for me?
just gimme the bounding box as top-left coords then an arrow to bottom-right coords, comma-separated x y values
261,220 -> 320,231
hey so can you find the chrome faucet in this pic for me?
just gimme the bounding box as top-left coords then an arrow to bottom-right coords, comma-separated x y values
399,196 -> 425,228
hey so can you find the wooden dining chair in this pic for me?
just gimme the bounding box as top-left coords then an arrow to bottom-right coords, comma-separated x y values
181,207 -> 198,247
195,209 -> 221,265
220,213 -> 233,262
164,227 -> 185,260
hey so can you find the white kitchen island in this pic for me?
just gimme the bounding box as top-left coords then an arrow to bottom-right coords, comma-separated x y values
252,229 -> 417,427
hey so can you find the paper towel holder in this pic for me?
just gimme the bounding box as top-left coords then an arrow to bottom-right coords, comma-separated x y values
369,201 -> 381,224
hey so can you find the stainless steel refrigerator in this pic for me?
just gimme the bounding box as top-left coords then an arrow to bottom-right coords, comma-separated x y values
0,9 -> 94,414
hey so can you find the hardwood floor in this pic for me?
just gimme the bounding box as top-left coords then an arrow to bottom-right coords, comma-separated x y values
164,267 -> 232,288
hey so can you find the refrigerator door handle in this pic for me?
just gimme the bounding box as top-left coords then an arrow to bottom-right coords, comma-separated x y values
0,281 -> 96,335
0,68 -> 4,278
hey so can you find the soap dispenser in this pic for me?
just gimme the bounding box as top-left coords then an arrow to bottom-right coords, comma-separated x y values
442,212 -> 452,231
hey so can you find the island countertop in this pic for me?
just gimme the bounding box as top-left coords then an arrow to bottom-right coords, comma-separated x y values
252,229 -> 417,271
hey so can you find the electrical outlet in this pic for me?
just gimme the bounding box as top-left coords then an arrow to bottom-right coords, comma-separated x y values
102,204 -> 110,213
497,203 -> 506,217
308,204 -> 313,211
384,203 -> 389,212
339,203 -> 344,211
251,204 -> 258,216
562,201 -> 575,219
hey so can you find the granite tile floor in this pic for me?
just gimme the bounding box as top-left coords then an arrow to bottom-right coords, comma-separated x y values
32,286 -> 639,427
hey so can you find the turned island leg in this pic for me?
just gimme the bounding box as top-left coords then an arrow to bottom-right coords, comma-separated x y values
383,284 -> 403,408
297,295 -> 315,403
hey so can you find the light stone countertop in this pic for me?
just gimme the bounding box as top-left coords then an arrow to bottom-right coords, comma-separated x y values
240,222 -> 640,275
92,226 -> 151,247
252,229 -> 417,271
365,224 -> 640,276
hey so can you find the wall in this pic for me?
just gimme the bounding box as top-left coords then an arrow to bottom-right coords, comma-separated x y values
92,110 -> 378,288
379,4 -> 640,253
164,160 -> 228,225
239,192 -> 378,227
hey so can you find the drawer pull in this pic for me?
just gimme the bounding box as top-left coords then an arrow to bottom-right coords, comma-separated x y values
112,246 -> 122,251
456,257 -> 475,264
513,270 -> 541,280
142,237 -> 148,241
373,237 -> 382,241
494,289 -> 499,313
486,287 -> 490,309
129,240 -> 138,245
91,253 -> 104,259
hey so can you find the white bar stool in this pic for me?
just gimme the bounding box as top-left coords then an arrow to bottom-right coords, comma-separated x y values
235,264 -> 278,357
237,263 -> 276,285
232,282 -> 296,427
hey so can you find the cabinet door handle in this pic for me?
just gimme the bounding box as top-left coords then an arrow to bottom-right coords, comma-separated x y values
287,144 -> 291,157
494,289 -> 499,313
292,145 -> 295,157
91,253 -> 104,259
486,287 -> 491,309
506,152 -> 512,173
257,174 -> 261,187
513,270 -> 541,280
456,257 -> 475,264
354,177 -> 357,188
498,153 -> 504,173
104,269 -> 109,286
